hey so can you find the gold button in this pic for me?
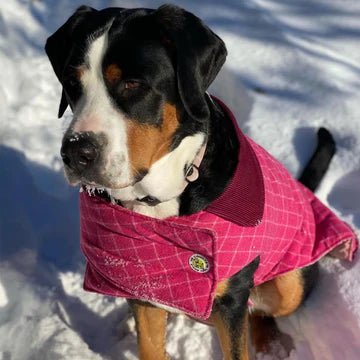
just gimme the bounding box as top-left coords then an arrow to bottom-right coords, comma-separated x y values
189,254 -> 210,273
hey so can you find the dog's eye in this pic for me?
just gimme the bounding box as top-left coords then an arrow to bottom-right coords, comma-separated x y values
124,80 -> 141,90
69,78 -> 78,87
64,75 -> 78,88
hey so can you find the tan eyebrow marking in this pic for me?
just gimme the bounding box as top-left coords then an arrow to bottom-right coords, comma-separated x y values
69,65 -> 86,80
104,64 -> 122,84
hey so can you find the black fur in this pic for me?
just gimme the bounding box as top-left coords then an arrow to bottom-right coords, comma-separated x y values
45,6 -> 119,117
154,5 -> 227,122
300,263 -> 320,301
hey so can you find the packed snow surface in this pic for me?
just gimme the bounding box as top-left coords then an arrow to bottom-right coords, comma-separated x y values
1,0 -> 359,359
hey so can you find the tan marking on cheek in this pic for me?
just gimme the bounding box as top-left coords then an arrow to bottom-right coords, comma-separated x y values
127,103 -> 179,174
104,64 -> 122,84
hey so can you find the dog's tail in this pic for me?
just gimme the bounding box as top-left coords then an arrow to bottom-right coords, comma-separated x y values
298,127 -> 336,192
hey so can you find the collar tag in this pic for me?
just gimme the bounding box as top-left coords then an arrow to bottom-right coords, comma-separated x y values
184,144 -> 207,184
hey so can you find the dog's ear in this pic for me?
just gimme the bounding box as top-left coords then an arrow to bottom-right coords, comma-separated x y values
45,6 -> 96,118
153,5 -> 227,122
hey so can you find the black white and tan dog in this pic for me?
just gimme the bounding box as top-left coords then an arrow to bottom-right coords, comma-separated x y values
45,5 -> 358,359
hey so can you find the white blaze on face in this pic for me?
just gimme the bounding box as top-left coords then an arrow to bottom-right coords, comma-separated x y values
69,32 -> 131,188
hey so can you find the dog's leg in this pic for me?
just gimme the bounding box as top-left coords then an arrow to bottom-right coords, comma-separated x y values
249,264 -> 318,355
210,258 -> 260,360
211,309 -> 249,360
128,300 -> 169,360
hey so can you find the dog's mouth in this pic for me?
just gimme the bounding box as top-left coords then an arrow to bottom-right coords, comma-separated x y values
81,183 -> 162,208
81,184 -> 123,205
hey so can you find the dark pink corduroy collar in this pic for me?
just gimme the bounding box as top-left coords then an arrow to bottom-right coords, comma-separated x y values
206,96 -> 265,227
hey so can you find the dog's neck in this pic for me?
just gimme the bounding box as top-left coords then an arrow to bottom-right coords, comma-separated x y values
108,96 -> 239,219
179,96 -> 239,215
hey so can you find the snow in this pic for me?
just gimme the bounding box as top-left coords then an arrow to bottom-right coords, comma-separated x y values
1,0 -> 359,359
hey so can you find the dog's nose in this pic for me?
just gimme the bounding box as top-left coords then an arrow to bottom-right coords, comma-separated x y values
61,133 -> 99,172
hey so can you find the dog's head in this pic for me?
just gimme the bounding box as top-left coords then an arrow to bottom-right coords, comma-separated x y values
46,4 -> 226,202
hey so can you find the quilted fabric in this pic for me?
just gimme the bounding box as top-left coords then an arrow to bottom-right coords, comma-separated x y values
80,98 -> 358,320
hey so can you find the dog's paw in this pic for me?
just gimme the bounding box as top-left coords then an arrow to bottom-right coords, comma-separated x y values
254,329 -> 295,360
255,340 -> 293,360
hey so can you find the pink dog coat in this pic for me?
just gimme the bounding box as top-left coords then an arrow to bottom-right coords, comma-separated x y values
80,98 -> 358,320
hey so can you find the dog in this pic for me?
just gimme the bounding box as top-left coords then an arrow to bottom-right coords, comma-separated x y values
45,5 -> 358,359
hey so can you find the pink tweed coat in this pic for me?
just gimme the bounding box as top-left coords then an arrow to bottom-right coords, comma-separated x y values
80,99 -> 358,320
